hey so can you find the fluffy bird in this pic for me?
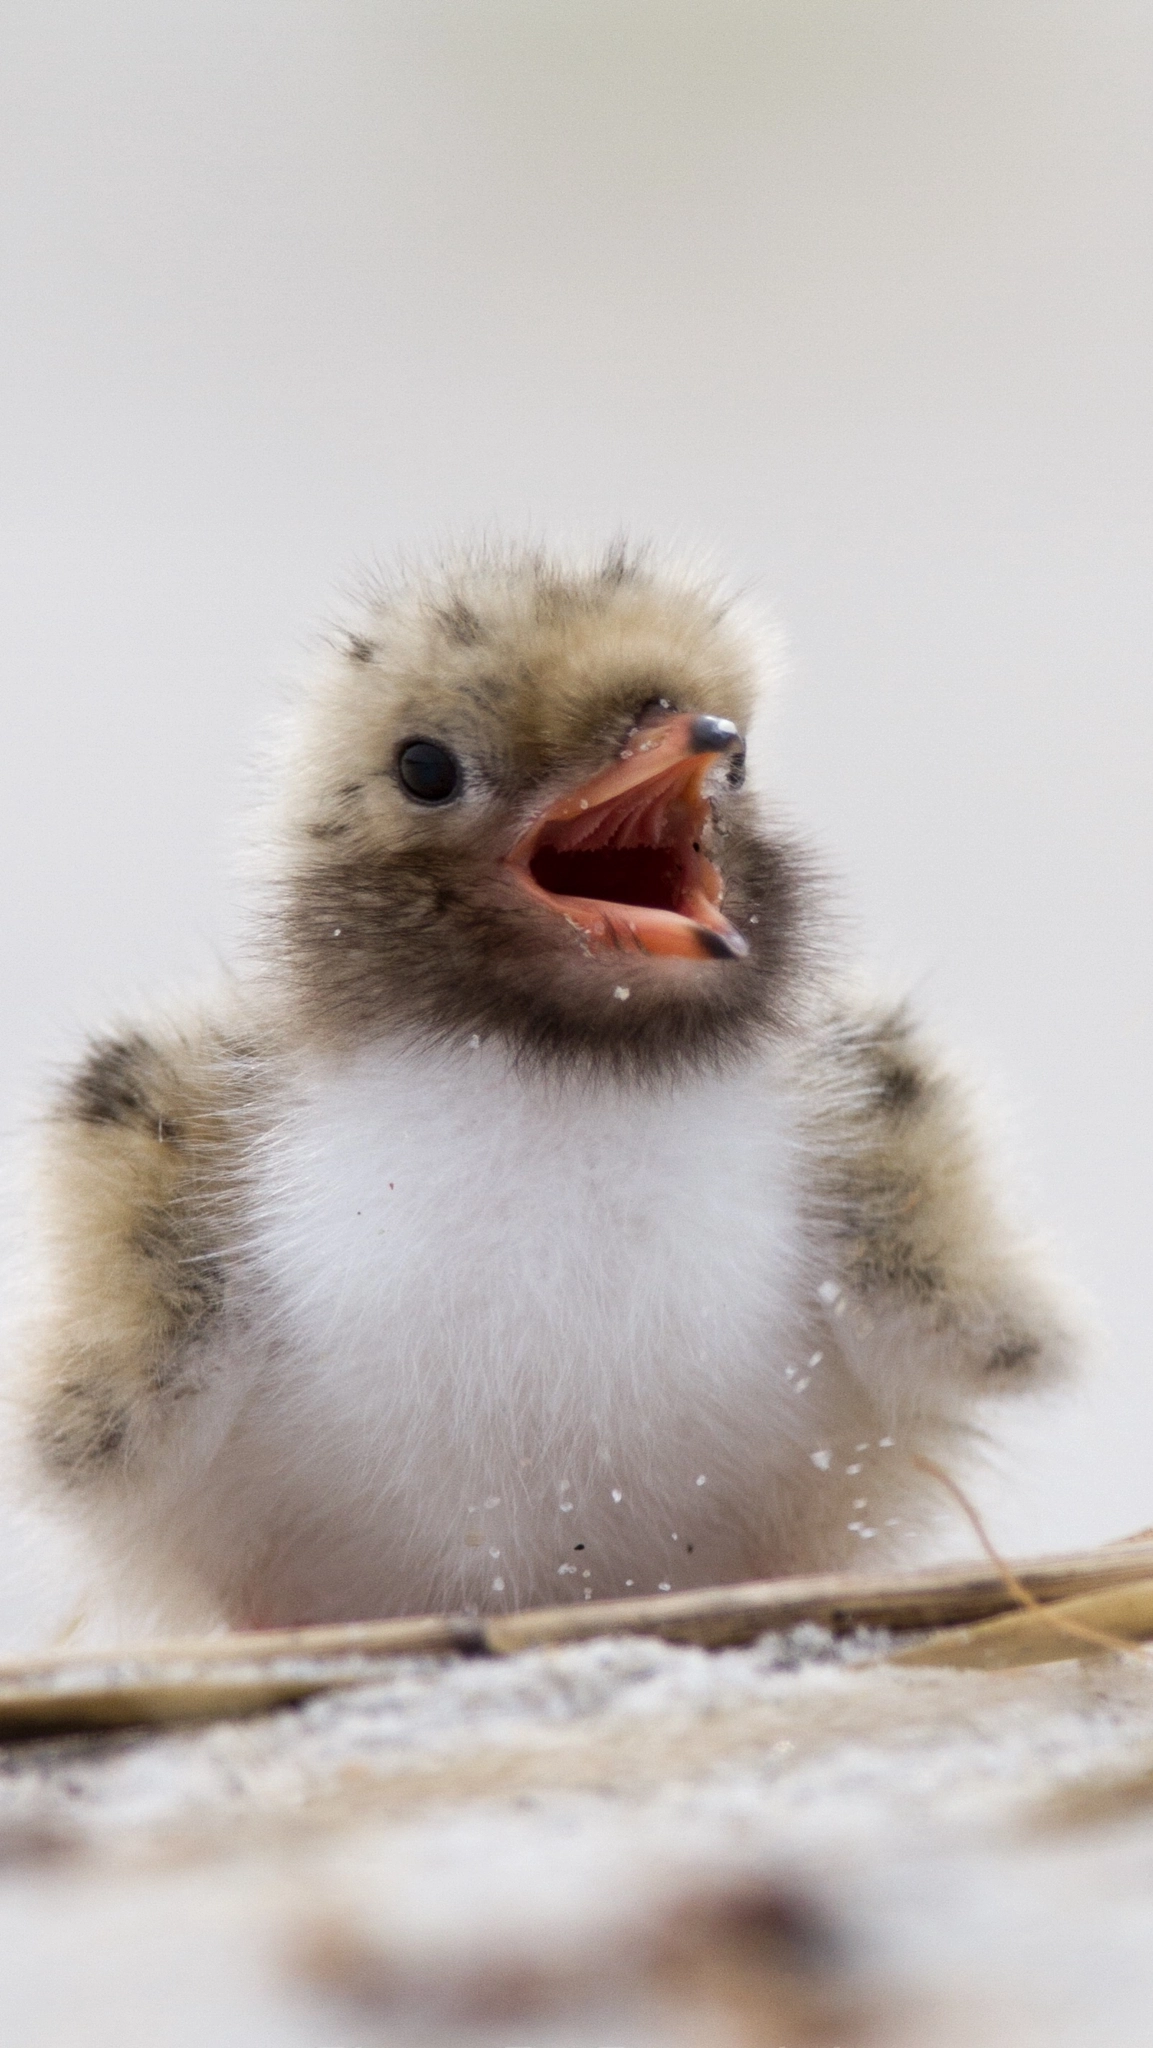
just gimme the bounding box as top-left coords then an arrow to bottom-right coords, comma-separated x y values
18,545 -> 1079,1630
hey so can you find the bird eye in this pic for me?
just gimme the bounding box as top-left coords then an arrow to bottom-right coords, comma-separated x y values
396,739 -> 460,804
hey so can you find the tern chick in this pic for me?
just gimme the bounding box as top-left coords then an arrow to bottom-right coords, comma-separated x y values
17,544 -> 1082,1629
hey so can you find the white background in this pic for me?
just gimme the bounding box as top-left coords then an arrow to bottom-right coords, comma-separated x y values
2,2 -> 1151,1642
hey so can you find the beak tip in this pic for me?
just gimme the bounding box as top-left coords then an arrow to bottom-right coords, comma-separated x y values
688,715 -> 743,756
697,925 -> 750,961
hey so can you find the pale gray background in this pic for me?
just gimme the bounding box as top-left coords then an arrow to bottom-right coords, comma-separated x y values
2,1 -> 1151,1644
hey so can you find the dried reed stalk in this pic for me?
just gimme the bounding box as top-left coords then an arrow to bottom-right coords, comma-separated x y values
892,1577 -> 1153,1670
2,1538 -> 1153,1739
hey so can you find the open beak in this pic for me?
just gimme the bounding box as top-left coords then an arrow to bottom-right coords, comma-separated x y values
505,712 -> 750,962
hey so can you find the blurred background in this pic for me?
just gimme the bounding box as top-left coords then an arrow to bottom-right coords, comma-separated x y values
1,0 -> 1151,1644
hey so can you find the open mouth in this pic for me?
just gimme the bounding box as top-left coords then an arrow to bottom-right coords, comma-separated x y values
506,712 -> 750,961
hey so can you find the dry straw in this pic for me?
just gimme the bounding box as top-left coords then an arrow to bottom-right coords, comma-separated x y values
889,1457 -> 1153,1671
3,1519 -> 1153,1738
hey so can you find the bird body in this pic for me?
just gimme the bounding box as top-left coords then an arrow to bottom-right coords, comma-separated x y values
15,545 -> 1082,1631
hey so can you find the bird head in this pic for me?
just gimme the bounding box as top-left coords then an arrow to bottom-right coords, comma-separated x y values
268,546 -> 818,1078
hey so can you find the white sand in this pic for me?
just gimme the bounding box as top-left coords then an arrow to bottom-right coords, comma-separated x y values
1,1624 -> 1152,2044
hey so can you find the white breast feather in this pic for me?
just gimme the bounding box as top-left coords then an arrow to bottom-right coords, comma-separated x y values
202,1040 -> 832,1620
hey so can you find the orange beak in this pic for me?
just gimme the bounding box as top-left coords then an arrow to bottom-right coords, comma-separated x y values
505,712 -> 749,962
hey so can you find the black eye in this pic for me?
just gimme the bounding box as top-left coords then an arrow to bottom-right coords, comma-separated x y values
396,739 -> 460,804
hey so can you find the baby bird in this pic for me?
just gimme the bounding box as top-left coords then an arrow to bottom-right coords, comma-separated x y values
17,544 -> 1080,1630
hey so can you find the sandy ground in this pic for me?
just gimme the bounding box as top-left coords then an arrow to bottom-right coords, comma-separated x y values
2,1624 -> 1153,2045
